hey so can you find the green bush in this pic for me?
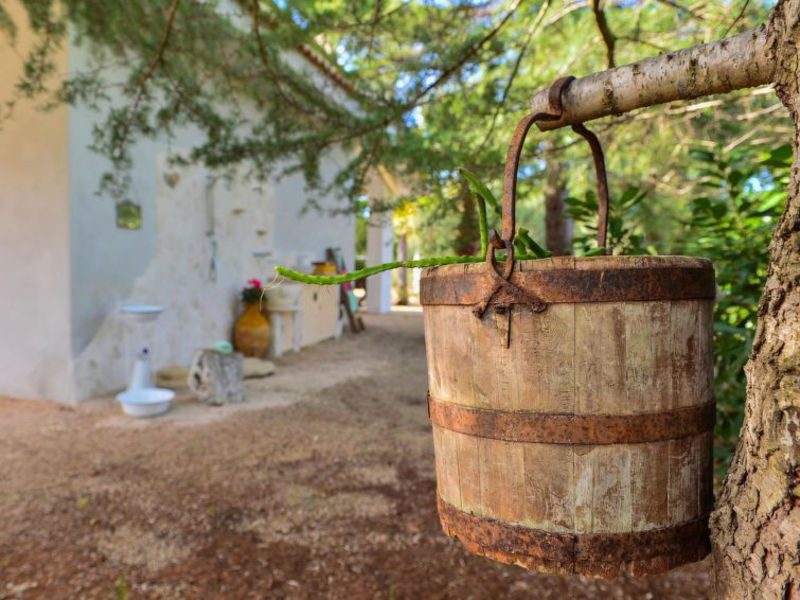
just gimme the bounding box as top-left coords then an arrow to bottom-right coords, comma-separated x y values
565,142 -> 787,477
678,143 -> 788,474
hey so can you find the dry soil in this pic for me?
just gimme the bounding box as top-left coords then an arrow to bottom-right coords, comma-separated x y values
0,311 -> 712,599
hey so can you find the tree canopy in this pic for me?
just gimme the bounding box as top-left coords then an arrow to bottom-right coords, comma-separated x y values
1,0 -> 789,466
1,1 -> 780,218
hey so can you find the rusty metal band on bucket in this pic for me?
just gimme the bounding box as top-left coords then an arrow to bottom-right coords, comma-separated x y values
436,497 -> 710,577
428,396 -> 715,445
420,263 -> 716,306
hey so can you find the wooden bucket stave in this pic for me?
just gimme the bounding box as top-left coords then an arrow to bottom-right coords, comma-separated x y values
421,255 -> 715,577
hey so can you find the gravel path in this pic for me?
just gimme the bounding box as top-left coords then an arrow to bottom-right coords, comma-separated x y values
0,311 -> 711,599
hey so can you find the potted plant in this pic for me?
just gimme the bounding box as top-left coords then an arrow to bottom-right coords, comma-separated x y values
233,278 -> 270,357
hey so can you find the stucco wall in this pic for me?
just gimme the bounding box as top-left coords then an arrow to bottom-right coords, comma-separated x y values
0,8 -> 356,402
70,145 -> 355,400
0,1 -> 74,401
67,82 -> 356,399
67,46 -> 160,356
71,158 -> 272,397
270,150 -> 356,273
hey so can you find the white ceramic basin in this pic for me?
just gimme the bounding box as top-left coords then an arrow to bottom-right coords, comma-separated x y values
116,387 -> 175,418
120,305 -> 165,323
266,284 -> 302,311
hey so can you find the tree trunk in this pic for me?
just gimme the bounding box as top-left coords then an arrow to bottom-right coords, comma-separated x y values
710,2 -> 800,598
543,156 -> 571,256
397,233 -> 409,305
455,180 -> 479,256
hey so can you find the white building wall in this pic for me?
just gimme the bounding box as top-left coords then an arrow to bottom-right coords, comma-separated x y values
70,158 -> 273,398
0,12 -> 356,402
0,1 -> 74,401
69,129 -> 355,402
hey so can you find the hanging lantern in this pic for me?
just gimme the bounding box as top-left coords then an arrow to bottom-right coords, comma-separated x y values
421,78 -> 715,577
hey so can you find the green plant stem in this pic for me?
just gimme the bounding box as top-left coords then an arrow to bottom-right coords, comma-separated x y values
277,170 -> 550,287
476,192 -> 489,257
276,252 -> 543,285
459,168 -> 501,215
517,227 -> 551,258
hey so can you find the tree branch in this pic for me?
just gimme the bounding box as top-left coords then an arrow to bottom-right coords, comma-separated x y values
652,0 -> 706,22
590,0 -> 616,69
115,0 -> 180,157
723,0 -> 752,38
366,0 -> 382,60
529,26 -> 774,130
139,0 -> 180,88
312,0 -> 525,147
250,0 -> 302,110
404,0 -> 523,110
477,0 -> 552,152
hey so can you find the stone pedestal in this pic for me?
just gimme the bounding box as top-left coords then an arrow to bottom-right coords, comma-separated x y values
188,350 -> 245,405
268,306 -> 301,358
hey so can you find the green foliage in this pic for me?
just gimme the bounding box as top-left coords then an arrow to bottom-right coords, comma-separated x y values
678,142 -> 787,471
0,4 -> 18,44
475,181 -> 489,257
1,0 -> 774,215
562,139 -> 787,476
115,575 -> 129,600
516,228 -> 550,259
460,168 -> 500,216
565,186 -> 651,255
461,168 -> 550,258
454,183 -> 481,256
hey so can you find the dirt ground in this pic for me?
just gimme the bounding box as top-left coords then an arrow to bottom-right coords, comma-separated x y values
0,311 -> 712,599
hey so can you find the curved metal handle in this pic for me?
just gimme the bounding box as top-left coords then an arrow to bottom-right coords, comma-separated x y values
500,76 -> 610,252
572,123 -> 609,249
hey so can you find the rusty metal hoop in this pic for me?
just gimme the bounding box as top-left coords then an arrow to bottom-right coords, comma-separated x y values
500,76 -> 610,260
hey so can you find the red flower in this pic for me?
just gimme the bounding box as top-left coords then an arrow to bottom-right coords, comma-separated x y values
247,278 -> 262,289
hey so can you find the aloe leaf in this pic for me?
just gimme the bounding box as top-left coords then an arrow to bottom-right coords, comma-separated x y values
517,227 -> 551,259
475,190 -> 489,257
583,247 -> 607,256
460,168 -> 500,216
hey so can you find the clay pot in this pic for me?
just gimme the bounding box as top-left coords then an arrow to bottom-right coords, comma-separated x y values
233,302 -> 270,357
312,262 -> 338,276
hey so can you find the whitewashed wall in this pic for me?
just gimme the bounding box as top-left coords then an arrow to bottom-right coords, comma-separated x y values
0,8 -> 357,402
71,151 -> 355,400
0,1 -> 74,401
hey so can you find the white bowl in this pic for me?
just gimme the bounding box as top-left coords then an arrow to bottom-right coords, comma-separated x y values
119,305 -> 165,322
116,387 -> 175,418
265,284 -> 302,310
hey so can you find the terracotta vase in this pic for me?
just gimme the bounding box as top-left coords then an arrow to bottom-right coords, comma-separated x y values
233,302 -> 270,357
312,262 -> 338,276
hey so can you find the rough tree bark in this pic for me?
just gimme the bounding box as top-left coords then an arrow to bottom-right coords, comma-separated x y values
709,2 -> 800,598
529,28 -> 774,130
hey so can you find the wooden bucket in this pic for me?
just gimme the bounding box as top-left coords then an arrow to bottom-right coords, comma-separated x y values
421,104 -> 715,577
